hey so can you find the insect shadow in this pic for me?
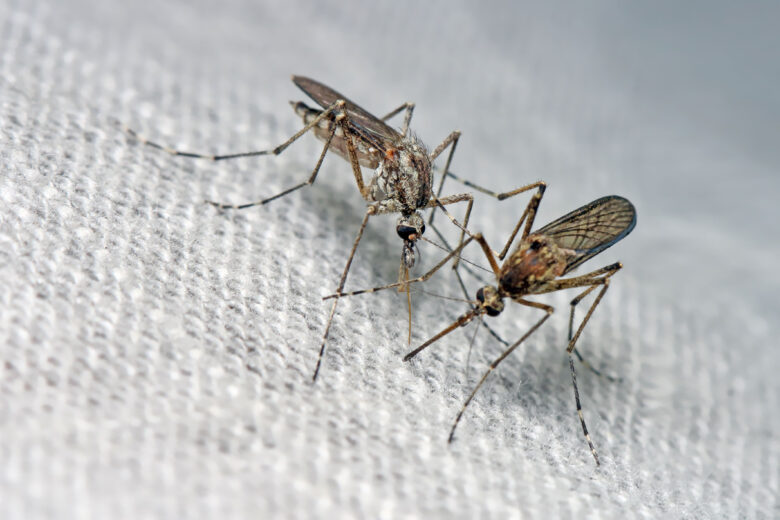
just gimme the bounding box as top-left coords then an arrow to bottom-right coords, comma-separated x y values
124,75 -> 543,380
326,193 -> 637,465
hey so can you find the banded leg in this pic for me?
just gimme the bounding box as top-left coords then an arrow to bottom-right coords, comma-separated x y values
320,224 -> 477,355
380,102 -> 415,136
569,287 -> 622,383
312,110 -> 382,381
565,282 -> 612,467
207,120 -> 337,209
314,208 -> 374,381
208,105 -> 374,210
427,193 -> 475,267
401,232 -> 504,361
426,222 -> 509,348
430,181 -> 546,266
496,181 -> 546,260
428,132 -> 461,226
536,262 -> 621,466
322,234 -> 478,301
124,100 -> 346,161
448,299 -> 554,442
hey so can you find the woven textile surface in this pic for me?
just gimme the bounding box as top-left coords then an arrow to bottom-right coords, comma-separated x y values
1,1 -> 778,518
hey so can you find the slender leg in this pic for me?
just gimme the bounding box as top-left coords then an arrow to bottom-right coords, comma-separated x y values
568,286 -> 621,382
208,107 -> 375,210
338,109 -> 372,200
380,102 -> 415,136
206,120 -> 338,209
312,109 -> 379,381
560,266 -> 621,466
452,262 -> 509,347
430,181 -> 546,262
423,224 -> 509,347
427,194 -> 474,268
123,100 -> 346,161
322,234 -> 478,300
428,222 -> 493,285
534,262 -> 622,296
428,131 -> 461,225
496,182 -> 546,260
448,299 -> 554,442
400,232 -> 505,361
313,208 -> 375,381
403,308 -> 481,362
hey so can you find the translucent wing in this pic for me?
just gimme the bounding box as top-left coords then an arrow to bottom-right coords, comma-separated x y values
292,76 -> 402,152
535,195 -> 637,274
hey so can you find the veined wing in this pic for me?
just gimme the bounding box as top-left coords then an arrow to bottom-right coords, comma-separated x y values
535,195 -> 636,274
292,76 -> 402,152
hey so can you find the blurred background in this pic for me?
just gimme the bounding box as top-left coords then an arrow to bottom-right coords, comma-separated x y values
1,1 -> 777,518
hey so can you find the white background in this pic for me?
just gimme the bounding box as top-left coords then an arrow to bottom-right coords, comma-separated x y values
1,1 -> 778,518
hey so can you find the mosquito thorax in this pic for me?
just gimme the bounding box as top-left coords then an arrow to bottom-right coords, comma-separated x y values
500,234 -> 568,295
374,136 -> 432,211
476,286 -> 504,317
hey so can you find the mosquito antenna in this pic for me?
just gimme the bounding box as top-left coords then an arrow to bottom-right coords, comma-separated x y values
419,235 -> 492,275
414,288 -> 476,305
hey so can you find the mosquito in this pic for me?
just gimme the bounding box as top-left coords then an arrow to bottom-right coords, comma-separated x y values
326,194 -> 636,465
124,75 -> 542,380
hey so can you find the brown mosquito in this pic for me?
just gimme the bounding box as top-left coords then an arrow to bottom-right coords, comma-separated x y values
326,194 -> 636,465
124,75 -> 543,380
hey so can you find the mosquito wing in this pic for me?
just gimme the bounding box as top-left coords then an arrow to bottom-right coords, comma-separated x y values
535,195 -> 637,274
292,76 -> 402,152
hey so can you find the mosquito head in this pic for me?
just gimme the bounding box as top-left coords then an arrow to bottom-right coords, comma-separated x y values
476,285 -> 504,317
396,212 -> 426,269
396,212 -> 426,241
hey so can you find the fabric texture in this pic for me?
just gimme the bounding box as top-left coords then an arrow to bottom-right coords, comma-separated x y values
1,1 -> 778,518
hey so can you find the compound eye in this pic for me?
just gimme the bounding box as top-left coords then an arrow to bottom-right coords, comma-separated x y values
476,287 -> 486,303
486,306 -> 501,317
397,225 -> 418,240
529,239 -> 543,251
419,222 -> 426,235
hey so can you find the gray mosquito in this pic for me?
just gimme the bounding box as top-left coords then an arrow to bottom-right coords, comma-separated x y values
124,75 -> 541,380
326,193 -> 636,465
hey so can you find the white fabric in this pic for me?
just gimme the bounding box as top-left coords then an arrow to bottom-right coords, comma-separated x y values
1,1 -> 778,518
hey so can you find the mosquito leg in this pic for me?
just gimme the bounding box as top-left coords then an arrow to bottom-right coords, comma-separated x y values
425,223 -> 508,346
431,180 -> 546,262
563,274 -> 619,466
123,100 -> 346,161
312,109 -> 381,380
207,119 -> 338,209
425,192 -> 480,271
442,171 -> 544,204
452,265 -> 508,347
568,285 -> 621,383
321,233 -> 477,300
448,300 -> 553,442
496,182 -> 546,260
401,234 -> 516,362
428,131 -> 461,225
313,207 -> 374,381
427,222 -> 492,286
403,309 -> 479,362
380,102 -> 415,136
338,108 -> 371,200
